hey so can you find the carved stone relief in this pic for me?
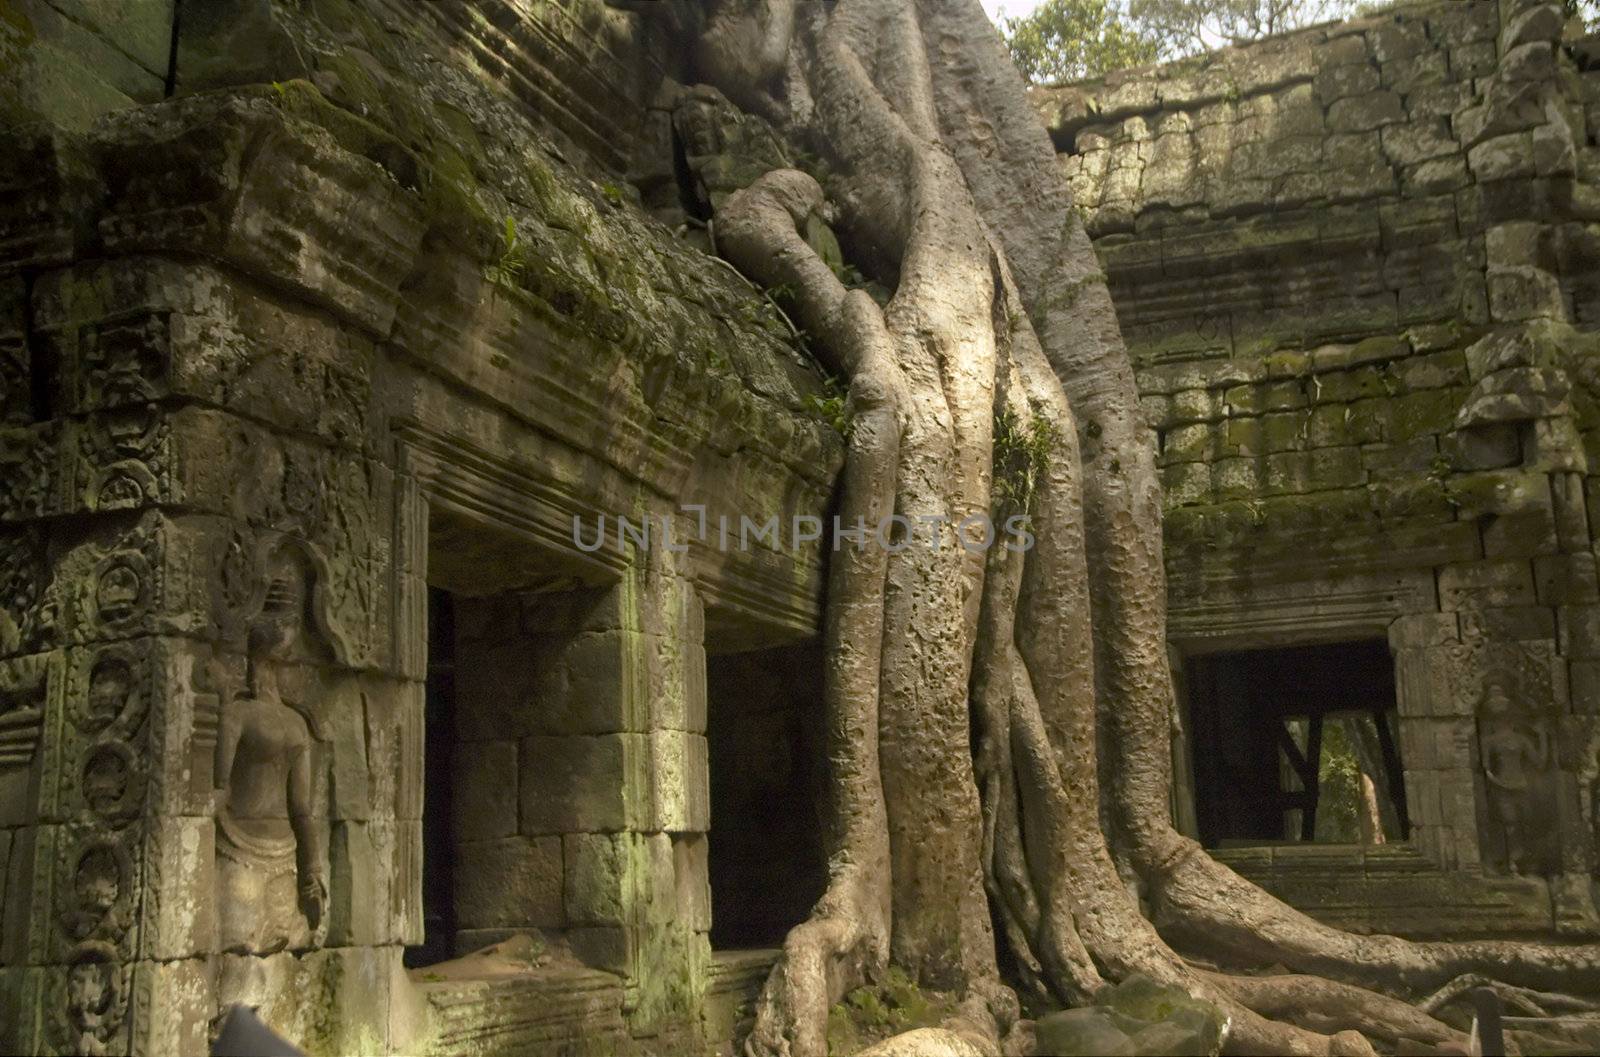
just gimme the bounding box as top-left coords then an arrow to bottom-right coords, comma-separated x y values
213,539 -> 351,977
0,528 -> 50,656
1430,616 -> 1565,874
56,940 -> 130,1057
75,313 -> 171,412
76,410 -> 170,515
0,654 -> 50,825
0,423 -> 56,524
0,336 -> 28,425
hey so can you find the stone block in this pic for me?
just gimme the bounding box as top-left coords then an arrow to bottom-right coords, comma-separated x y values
1523,418 -> 1586,472
1559,605 -> 1600,659
1263,451 -> 1312,496
1261,411 -> 1308,453
1162,423 -> 1212,463
1361,437 -> 1438,478
519,734 -> 638,834
1394,351 -> 1469,392
1470,133 -> 1537,184
1369,478 -> 1454,523
563,833 -> 629,926
1402,156 -> 1470,195
648,731 -> 709,833
1545,471 -> 1584,544
1481,501 -> 1559,559
1502,40 -> 1554,81
1169,387 -> 1219,423
1438,560 -> 1537,610
1219,417 -> 1262,458
1309,447 -> 1366,489
1535,553 -> 1600,606
1328,91 -> 1405,132
1390,389 -> 1462,442
1211,457 -> 1260,500
1221,383 -> 1260,416
329,820 -> 391,947
454,835 -> 564,929
130,957 -> 212,1057
453,740 -> 519,843
140,817 -> 216,960
1315,367 -> 1388,404
1161,461 -> 1210,507
1389,613 -> 1459,651
1501,2 -> 1564,50
567,926 -> 629,973
1571,661 -> 1600,712
1346,398 -> 1395,445
393,819 -> 423,945
1307,405 -> 1352,448
1380,117 -> 1457,167
1316,60 -> 1380,103
1383,48 -> 1449,93
1472,605 -> 1556,641
673,833 -> 711,933
640,832 -> 677,926
1140,393 -> 1172,429
456,629 -> 635,740
1446,425 -> 1521,470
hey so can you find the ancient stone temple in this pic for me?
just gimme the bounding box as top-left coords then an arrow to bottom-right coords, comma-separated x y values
0,0 -> 1598,1054
1035,0 -> 1600,940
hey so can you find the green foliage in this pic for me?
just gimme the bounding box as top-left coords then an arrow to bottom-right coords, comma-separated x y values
826,967 -> 954,1056
808,373 -> 852,437
1000,0 -> 1159,83
1127,0 -> 1361,56
998,0 -> 1396,83
993,406 -> 1060,515
485,216 -> 527,296
1312,719 -> 1363,843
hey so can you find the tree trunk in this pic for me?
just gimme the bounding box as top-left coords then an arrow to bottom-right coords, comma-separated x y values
693,2 -> 1600,1054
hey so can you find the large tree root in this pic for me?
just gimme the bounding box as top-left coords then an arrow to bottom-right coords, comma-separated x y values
692,2 -> 1600,1055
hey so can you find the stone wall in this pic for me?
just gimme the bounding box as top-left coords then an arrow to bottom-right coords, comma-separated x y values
0,1 -> 840,1054
1042,0 -> 1600,934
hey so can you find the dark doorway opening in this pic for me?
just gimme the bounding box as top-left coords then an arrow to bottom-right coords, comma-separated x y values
406,586 -> 457,968
706,643 -> 829,949
1184,639 -> 1409,848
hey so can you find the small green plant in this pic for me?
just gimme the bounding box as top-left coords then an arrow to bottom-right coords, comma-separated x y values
826,967 -> 953,1055
993,406 -> 1060,516
808,372 -> 852,437
831,260 -> 866,288
485,215 -> 527,296
599,181 -> 626,208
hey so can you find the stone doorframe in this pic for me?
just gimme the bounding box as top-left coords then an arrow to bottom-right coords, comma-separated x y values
1165,567 -> 1485,870
391,422 -> 715,1036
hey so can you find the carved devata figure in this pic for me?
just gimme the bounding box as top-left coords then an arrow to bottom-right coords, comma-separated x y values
214,539 -> 350,990
1479,679 -> 1549,876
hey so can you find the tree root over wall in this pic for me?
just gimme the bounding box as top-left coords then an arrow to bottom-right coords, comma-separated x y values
693,1 -> 1600,1053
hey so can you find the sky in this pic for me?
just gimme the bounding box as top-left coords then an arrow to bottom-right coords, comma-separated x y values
980,0 -> 1043,23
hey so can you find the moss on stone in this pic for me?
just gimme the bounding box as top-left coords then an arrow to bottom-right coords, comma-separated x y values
825,967 -> 957,1056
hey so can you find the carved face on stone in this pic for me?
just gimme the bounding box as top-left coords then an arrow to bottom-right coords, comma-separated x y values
86,658 -> 131,730
1484,680 -> 1514,716
67,958 -> 113,1018
95,562 -> 143,625
248,562 -> 307,662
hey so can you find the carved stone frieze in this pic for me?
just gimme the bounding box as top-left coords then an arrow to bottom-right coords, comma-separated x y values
0,336 -> 28,426
74,313 -> 172,413
56,831 -> 139,959
0,422 -> 59,524
52,940 -> 132,1057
